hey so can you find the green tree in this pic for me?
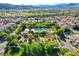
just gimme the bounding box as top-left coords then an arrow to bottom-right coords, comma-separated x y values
10,38 -> 19,46
5,47 -> 24,56
20,22 -> 26,31
60,47 -> 69,55
15,28 -> 22,34
29,42 -> 44,56
20,43 -> 30,56
64,51 -> 77,56
43,41 -> 58,56
56,28 -> 64,36
0,32 -> 8,41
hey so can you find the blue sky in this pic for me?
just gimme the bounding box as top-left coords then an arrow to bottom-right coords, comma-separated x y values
0,0 -> 79,5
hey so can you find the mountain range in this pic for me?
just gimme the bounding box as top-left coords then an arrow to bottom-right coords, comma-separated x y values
0,3 -> 79,9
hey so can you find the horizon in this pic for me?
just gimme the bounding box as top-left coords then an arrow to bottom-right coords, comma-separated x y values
0,3 -> 60,5
0,3 -> 78,6
0,0 -> 79,5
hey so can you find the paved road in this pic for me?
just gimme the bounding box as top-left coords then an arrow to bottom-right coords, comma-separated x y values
61,40 -> 79,55
62,32 -> 79,55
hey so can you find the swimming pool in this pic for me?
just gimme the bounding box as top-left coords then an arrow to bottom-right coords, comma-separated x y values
32,28 -> 46,32
25,28 -> 46,32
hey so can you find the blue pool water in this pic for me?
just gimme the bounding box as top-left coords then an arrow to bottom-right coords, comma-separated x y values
33,28 -> 46,32
25,28 -> 46,32
34,28 -> 45,30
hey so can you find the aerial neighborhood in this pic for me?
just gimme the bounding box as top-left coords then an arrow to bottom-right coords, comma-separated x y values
0,3 -> 79,56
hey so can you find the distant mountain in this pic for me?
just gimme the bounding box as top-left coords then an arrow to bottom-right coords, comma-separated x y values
52,3 -> 79,8
0,3 -> 36,9
0,3 -> 79,9
37,3 -> 79,9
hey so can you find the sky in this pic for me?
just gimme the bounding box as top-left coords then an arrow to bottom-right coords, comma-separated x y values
0,0 -> 79,5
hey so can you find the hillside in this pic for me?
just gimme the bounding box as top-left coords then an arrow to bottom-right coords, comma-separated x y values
0,3 -> 79,9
